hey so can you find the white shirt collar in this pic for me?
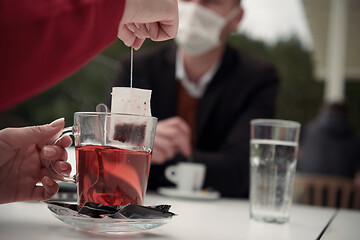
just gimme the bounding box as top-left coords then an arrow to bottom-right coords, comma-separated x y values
175,51 -> 220,99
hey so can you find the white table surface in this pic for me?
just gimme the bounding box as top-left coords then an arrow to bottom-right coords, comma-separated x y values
321,209 -> 360,240
0,193 -> 337,240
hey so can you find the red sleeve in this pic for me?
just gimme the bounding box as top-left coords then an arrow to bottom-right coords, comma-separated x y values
0,0 -> 126,111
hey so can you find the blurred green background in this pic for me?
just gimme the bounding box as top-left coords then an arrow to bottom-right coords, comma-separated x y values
1,34 -> 360,138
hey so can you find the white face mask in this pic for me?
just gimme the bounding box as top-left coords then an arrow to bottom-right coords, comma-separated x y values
175,1 -> 237,56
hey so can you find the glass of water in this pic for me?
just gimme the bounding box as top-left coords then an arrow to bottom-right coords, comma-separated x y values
249,119 -> 301,223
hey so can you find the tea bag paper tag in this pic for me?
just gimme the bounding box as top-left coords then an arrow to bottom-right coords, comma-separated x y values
111,87 -> 151,116
110,87 -> 152,148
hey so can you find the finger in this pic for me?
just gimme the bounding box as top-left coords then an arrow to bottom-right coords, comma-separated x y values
154,136 -> 176,160
40,145 -> 71,177
177,141 -> 192,157
159,129 -> 191,156
150,20 -> 178,41
36,118 -> 66,149
155,118 -> 192,157
156,125 -> 190,153
132,37 -> 146,50
172,134 -> 192,157
126,23 -> 146,49
153,134 -> 176,163
127,23 -> 138,33
172,117 -> 191,136
39,162 -> 70,182
41,176 -> 59,200
133,23 -> 149,39
54,135 -> 72,148
162,117 -> 191,137
118,24 -> 136,47
148,22 -> 159,40
30,176 -> 59,201
157,118 -> 191,156
157,125 -> 190,145
0,118 -> 65,149
151,149 -> 167,164
53,160 -> 71,176
41,145 -> 68,162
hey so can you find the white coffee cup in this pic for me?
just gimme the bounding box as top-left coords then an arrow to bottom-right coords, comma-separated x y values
165,162 -> 206,192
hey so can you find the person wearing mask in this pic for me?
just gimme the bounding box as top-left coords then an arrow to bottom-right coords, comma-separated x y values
0,0 -> 179,204
109,0 -> 279,198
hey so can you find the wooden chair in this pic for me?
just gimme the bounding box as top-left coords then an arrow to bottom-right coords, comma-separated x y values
293,174 -> 360,209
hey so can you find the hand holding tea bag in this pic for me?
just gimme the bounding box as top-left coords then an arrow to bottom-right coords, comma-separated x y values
118,0 -> 179,50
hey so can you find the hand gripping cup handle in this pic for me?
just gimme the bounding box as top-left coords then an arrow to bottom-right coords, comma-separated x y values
49,126 -> 76,183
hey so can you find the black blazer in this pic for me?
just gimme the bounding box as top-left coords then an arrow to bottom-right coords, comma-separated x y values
108,43 -> 279,198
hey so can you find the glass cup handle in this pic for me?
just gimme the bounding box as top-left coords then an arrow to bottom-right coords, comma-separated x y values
49,126 -> 76,183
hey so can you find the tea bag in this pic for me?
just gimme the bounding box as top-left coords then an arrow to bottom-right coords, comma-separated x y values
110,87 -> 152,146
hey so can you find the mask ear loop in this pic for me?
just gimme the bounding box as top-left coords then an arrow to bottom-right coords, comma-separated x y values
222,8 -> 241,38
225,8 -> 240,23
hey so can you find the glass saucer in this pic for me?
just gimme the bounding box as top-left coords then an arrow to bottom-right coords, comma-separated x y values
48,205 -> 171,235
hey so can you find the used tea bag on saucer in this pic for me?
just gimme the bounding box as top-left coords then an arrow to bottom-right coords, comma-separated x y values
110,87 -> 152,145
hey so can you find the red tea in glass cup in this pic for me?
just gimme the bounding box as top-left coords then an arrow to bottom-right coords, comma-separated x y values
76,145 -> 151,206
51,112 -> 157,207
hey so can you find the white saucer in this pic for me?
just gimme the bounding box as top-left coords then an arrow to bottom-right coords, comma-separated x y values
158,187 -> 220,200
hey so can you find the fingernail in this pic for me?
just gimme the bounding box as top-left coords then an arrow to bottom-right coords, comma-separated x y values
44,176 -> 54,186
145,23 -> 150,31
50,118 -> 64,128
127,24 -> 135,32
43,146 -> 56,157
60,162 -> 68,171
